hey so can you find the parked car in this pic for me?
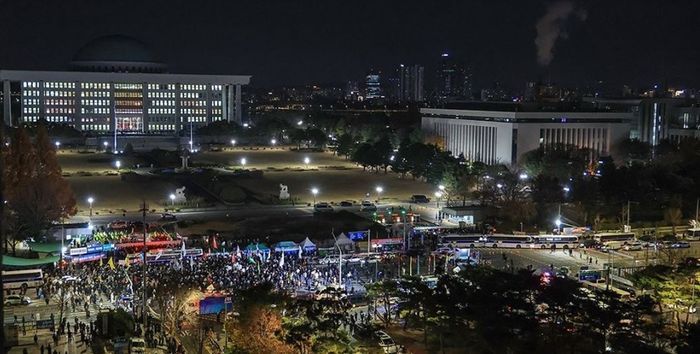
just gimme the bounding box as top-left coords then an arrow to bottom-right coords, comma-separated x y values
4,295 -> 31,306
671,241 -> 691,249
375,331 -> 399,353
160,213 -> 177,221
313,203 -> 334,213
360,201 -> 377,211
108,220 -> 129,230
410,195 -> 430,203
339,200 -> 354,207
624,242 -> 644,251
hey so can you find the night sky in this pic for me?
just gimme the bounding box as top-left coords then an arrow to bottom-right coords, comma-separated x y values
1,0 -> 699,89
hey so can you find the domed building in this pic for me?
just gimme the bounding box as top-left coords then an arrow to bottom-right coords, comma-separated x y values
1,35 -> 250,145
71,35 -> 167,73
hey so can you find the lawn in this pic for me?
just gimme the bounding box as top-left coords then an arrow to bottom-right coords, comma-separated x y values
67,175 -> 179,213
57,151 -> 146,173
192,148 -> 357,169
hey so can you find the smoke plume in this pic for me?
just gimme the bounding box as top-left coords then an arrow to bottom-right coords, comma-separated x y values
535,1 -> 587,66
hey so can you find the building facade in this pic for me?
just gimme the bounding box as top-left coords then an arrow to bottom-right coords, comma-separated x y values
398,64 -> 424,102
1,35 -> 250,134
421,108 -> 633,165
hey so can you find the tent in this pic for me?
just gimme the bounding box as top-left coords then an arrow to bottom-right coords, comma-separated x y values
2,255 -> 60,267
301,237 -> 316,252
273,241 -> 298,253
334,233 -> 355,252
27,242 -> 62,254
244,243 -> 270,255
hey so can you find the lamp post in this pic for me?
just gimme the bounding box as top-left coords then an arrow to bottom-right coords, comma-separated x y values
169,194 -> 176,206
240,157 -> 247,167
103,141 -> 108,151
311,188 -> 319,205
230,139 -> 236,148
375,186 -> 383,203
304,157 -> 310,169
271,138 -> 277,146
115,160 -> 121,171
434,191 -> 443,209
87,197 -> 94,217
55,141 -> 61,150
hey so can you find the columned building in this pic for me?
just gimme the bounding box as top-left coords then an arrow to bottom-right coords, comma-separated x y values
1,35 -> 250,134
421,107 -> 633,165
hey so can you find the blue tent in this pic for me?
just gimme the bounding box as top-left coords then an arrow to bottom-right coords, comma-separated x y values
274,241 -> 298,253
301,237 -> 316,252
244,243 -> 270,255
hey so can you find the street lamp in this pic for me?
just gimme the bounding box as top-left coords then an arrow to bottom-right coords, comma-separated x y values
271,138 -> 277,146
230,139 -> 236,146
115,160 -> 121,171
438,184 -> 445,192
55,141 -> 61,150
240,157 -> 247,167
87,197 -> 94,217
169,194 -> 176,206
375,186 -> 383,203
519,173 -> 528,180
304,156 -> 310,169
103,141 -> 108,150
311,188 -> 319,205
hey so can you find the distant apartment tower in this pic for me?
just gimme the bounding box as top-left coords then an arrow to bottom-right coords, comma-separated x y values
365,70 -> 383,100
398,64 -> 424,102
345,81 -> 360,101
436,53 -> 472,100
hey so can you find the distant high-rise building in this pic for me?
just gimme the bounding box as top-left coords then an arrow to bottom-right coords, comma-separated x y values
345,81 -> 360,101
436,53 -> 472,101
398,64 -> 424,102
365,70 -> 383,100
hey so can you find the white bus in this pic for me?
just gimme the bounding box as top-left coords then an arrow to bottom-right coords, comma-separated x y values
593,232 -> 636,245
438,234 -> 483,248
684,228 -> 700,241
2,269 -> 44,293
532,235 -> 580,249
481,234 -> 536,248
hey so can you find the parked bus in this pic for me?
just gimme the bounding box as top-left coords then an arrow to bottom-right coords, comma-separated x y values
481,234 -> 536,248
533,235 -> 580,249
2,269 -> 44,293
593,232 -> 636,245
438,234 -> 483,248
684,227 -> 700,241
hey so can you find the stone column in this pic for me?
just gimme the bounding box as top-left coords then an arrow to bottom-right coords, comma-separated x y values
234,84 -> 242,125
3,80 -> 11,126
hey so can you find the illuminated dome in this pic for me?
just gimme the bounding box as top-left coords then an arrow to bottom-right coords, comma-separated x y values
71,35 -> 166,73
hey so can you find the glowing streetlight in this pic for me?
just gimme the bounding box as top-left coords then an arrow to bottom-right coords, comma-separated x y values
55,141 -> 61,149
375,186 -> 383,203
115,160 -> 122,170
563,186 -> 571,192
87,197 -> 94,217
103,141 -> 108,150
304,156 -> 310,169
311,187 -> 319,205
555,219 -> 562,227
169,193 -> 176,206
438,184 -> 445,191
297,120 -> 303,126
271,138 -> 277,146
230,139 -> 236,146
240,157 -> 247,166
519,173 -> 528,180
496,183 -> 503,189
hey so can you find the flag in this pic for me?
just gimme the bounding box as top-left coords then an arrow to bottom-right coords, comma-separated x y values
297,245 -> 303,259
180,241 -> 186,259
279,251 -> 285,268
124,256 -> 130,268
236,245 -> 241,259
155,249 -> 163,261
108,257 -> 115,270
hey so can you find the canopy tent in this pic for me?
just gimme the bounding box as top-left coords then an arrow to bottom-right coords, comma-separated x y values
27,242 -> 62,254
244,243 -> 270,254
273,241 -> 298,253
301,237 -> 316,251
2,255 -> 60,267
334,233 -> 355,252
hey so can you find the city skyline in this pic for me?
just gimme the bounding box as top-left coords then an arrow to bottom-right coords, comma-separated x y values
1,0 -> 699,89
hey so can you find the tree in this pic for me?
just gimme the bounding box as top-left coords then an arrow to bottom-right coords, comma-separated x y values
352,143 -> 375,171
372,135 -> 393,173
335,133 -> 355,158
306,128 -> 327,148
2,124 -> 76,253
288,128 -> 307,149
366,279 -> 399,326
441,163 -> 478,206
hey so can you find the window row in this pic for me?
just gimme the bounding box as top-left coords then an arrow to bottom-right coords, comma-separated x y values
81,83 -> 111,89
81,91 -> 110,98
148,108 -> 176,115
81,108 -> 111,114
81,99 -> 110,106
148,124 -> 177,131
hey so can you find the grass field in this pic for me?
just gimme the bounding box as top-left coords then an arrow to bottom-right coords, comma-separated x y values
67,175 -> 179,213
60,147 -> 434,214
